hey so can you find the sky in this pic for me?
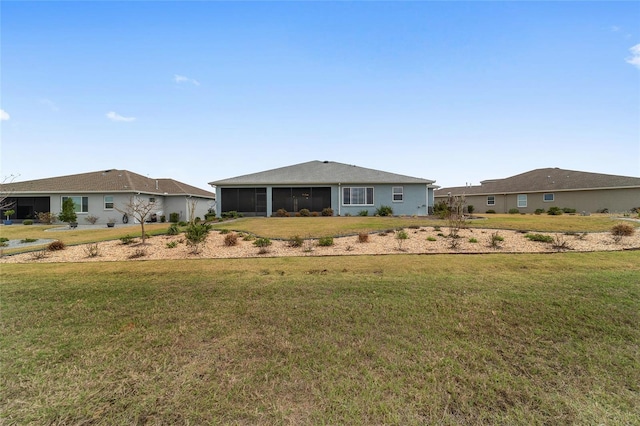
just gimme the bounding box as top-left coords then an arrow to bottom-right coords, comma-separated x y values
1,1 -> 639,192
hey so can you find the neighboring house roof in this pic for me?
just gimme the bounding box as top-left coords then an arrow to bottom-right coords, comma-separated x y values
1,169 -> 216,199
435,168 -> 640,197
209,161 -> 436,186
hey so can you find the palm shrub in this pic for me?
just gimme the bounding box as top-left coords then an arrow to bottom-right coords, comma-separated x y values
318,236 -> 334,246
184,222 -> 212,253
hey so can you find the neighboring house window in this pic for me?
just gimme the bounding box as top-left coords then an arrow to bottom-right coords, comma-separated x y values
62,196 -> 89,213
543,193 -> 554,202
487,196 -> 495,206
104,196 -> 114,209
517,194 -> 527,208
343,187 -> 374,205
149,197 -> 156,203
392,187 -> 404,202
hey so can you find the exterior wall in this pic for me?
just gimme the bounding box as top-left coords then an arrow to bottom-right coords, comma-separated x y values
338,184 -> 430,216
164,196 -> 215,222
436,187 -> 640,214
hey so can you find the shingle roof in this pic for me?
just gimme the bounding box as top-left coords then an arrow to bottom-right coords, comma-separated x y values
435,168 -> 640,196
1,169 -> 215,198
209,161 -> 435,186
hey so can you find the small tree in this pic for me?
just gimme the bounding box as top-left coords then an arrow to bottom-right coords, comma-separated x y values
116,196 -> 156,243
445,194 -> 467,239
184,222 -> 212,253
58,198 -> 78,225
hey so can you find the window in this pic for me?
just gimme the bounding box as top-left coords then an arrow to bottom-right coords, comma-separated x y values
543,193 -> 554,202
487,196 -> 495,206
343,187 -> 374,205
149,197 -> 156,203
104,196 -> 114,210
392,187 -> 404,202
517,194 -> 527,208
62,196 -> 89,213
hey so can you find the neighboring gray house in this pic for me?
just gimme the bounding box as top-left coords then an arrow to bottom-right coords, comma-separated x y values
435,168 -> 640,214
1,169 -> 216,224
209,160 -> 437,217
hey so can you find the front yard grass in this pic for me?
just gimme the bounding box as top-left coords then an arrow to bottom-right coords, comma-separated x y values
2,252 -> 639,424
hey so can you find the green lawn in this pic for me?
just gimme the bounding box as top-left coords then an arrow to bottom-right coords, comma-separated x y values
2,252 -> 639,424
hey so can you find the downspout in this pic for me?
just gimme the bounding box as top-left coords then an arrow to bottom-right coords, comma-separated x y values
338,183 -> 341,216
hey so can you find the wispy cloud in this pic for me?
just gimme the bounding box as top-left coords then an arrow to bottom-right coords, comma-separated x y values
174,74 -> 200,86
626,44 -> 640,69
106,111 -> 136,122
0,109 -> 10,121
611,25 -> 621,33
39,98 -> 60,112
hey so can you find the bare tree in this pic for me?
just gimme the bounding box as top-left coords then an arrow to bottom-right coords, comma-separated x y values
116,195 -> 156,243
187,197 -> 200,224
0,175 -> 18,211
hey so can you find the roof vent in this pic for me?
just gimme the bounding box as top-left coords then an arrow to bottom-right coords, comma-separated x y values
323,161 -> 329,163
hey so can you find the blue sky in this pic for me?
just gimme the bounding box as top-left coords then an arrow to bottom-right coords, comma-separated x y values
1,1 -> 639,191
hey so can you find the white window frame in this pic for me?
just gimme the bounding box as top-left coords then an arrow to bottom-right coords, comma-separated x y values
62,196 -> 89,213
104,196 -> 114,210
342,187 -> 374,206
543,193 -> 554,202
517,194 -> 527,208
392,186 -> 404,202
487,196 -> 495,206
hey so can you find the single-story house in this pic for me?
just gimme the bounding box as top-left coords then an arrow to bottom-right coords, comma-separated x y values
435,168 -> 640,214
209,160 -> 437,217
0,169 -> 216,224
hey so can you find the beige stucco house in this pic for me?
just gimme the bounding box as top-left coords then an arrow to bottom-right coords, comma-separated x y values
435,168 -> 640,214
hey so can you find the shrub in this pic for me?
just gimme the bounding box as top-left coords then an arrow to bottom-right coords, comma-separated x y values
358,232 -> 369,243
525,233 -> 554,243
30,248 -> 48,260
311,211 -> 319,217
508,208 -> 520,214
20,238 -> 38,243
466,205 -> 474,215
84,243 -> 100,257
224,232 -> 239,247
22,220 -> 34,225
321,208 -> 334,217
433,201 -> 449,219
120,235 -> 136,245
375,205 -> 393,216
84,215 -> 99,225
253,237 -> 272,248
221,211 -> 243,219
169,212 -> 180,223
318,236 -> 334,247
160,215 -> 166,223
427,236 -> 437,242
178,221 -> 188,227
547,207 -> 563,216
37,212 -> 56,224
468,237 -> 478,243
184,222 -> 213,253
288,235 -> 304,248
534,208 -> 546,215
358,210 -> 369,216
611,223 -> 635,237
489,231 -> 504,248
59,198 -> 77,224
47,240 -> 66,251
219,229 -> 231,234
166,241 -> 178,248
298,209 -> 310,217
242,234 -> 256,241
485,210 -> 496,214
562,207 -> 577,214
395,230 -> 409,250
128,248 -> 147,259
275,209 -> 289,217
167,223 -> 180,235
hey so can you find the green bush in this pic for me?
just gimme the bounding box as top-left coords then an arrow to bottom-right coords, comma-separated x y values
253,237 -> 272,248
298,209 -> 310,217
184,223 -> 213,252
321,208 -> 334,217
166,241 -> 178,249
485,210 -> 496,214
433,201 -> 449,219
288,235 -> 304,248
160,215 -> 166,223
59,198 -> 77,224
427,236 -> 437,242
318,236 -> 334,247
534,208 -> 546,215
466,205 -> 474,215
562,207 -> 577,214
22,220 -> 34,225
275,209 -> 289,217
20,238 -> 38,243
468,237 -> 478,243
120,235 -> 136,245
167,223 -> 180,235
525,233 -> 554,243
375,205 -> 393,217
547,207 -> 563,215
178,221 -> 188,227
221,211 -> 243,219
358,210 -> 369,216
508,208 -> 520,214
169,212 -> 180,223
